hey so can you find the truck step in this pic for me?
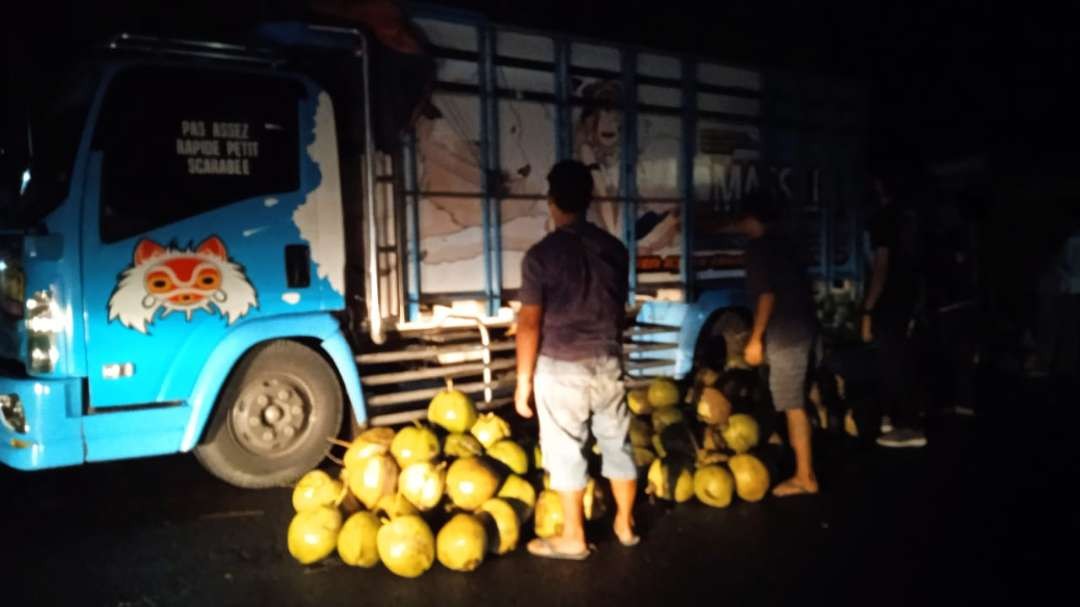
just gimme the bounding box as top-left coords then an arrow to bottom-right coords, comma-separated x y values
624,359 -> 678,371
623,342 -> 679,353
366,376 -> 516,408
625,324 -> 681,336
356,340 -> 516,365
366,397 -> 512,427
361,358 -> 517,386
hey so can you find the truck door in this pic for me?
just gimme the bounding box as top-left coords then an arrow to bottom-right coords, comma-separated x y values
80,65 -> 323,408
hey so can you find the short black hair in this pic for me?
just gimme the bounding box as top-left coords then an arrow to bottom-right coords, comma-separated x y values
547,160 -> 594,214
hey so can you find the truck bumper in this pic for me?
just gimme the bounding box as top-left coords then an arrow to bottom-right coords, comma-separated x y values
0,375 -> 83,470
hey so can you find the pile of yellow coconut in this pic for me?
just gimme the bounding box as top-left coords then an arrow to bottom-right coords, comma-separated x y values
286,369 -> 774,577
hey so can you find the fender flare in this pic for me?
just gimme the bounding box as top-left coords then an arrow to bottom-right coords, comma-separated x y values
178,313 -> 365,451
664,288 -> 749,377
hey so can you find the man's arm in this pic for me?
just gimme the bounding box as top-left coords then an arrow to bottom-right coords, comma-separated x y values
744,292 -> 775,366
514,303 -> 543,418
861,246 -> 889,341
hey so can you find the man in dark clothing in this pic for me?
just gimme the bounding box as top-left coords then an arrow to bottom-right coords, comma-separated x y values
863,175 -> 926,447
514,160 -> 638,560
927,220 -> 979,415
734,202 -> 820,497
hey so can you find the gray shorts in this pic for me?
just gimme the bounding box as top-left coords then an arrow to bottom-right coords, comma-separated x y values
766,334 -> 821,412
534,355 -> 637,491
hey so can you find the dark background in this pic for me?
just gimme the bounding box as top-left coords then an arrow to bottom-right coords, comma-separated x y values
7,0 -> 1079,326
1,6 -> 1076,603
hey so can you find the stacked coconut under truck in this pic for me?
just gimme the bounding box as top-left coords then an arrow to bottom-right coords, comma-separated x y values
286,367 -> 774,576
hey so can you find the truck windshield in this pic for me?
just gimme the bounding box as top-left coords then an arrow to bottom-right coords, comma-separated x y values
5,64 -> 99,229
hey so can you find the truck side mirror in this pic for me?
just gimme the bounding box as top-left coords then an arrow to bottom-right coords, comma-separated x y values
2,35 -> 31,224
0,145 -> 23,225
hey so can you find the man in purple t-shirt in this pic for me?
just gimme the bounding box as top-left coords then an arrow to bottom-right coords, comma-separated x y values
514,160 -> 638,560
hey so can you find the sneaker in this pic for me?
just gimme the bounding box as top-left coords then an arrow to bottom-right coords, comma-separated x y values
946,405 -> 976,417
879,415 -> 894,434
876,429 -> 927,448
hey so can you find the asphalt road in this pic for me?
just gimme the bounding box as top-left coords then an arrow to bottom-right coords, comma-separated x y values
1,370 -> 1071,607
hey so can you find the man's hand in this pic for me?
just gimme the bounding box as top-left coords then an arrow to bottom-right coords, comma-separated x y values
514,376 -> 534,419
744,337 -> 764,367
515,304 -> 542,419
861,314 -> 873,343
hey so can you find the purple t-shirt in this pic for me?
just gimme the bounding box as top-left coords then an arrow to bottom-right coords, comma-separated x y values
745,230 -> 817,345
520,220 -> 628,361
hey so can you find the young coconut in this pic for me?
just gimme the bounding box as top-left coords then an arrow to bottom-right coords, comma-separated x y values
728,453 -> 771,502
374,493 -> 420,519
336,427 -> 396,470
721,414 -> 760,454
627,388 -> 652,416
486,439 -> 529,475
533,490 -> 564,539
292,469 -> 344,512
651,406 -> 684,433
583,477 -> 609,521
646,458 -> 694,503
436,513 -> 488,572
496,474 -> 538,521
444,433 -> 485,459
647,377 -> 680,408
347,453 -> 399,510
446,457 -> 501,510
470,412 -> 511,449
427,378 -> 478,434
390,422 -> 441,468
337,511 -> 382,568
696,387 -> 733,426
287,505 -> 343,565
377,515 -> 436,578
478,498 -> 521,555
693,465 -> 735,508
398,461 -> 448,511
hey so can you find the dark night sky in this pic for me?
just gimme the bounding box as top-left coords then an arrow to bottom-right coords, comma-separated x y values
12,0 -> 1078,166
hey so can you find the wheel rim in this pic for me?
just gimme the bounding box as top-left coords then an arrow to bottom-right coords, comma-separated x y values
229,374 -> 315,457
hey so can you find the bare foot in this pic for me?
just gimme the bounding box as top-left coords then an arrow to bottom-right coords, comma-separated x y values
527,537 -> 591,560
613,520 -> 640,546
771,476 -> 819,497
540,535 -> 588,556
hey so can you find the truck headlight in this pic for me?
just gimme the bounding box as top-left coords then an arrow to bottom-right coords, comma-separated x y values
25,290 -> 62,373
0,394 -> 27,434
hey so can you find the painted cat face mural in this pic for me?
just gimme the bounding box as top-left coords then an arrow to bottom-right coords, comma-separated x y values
108,236 -> 258,334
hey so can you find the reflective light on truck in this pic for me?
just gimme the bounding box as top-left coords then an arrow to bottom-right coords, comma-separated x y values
30,347 -> 59,365
26,314 -> 65,334
20,169 -> 30,195
0,394 -> 28,434
25,290 -> 64,374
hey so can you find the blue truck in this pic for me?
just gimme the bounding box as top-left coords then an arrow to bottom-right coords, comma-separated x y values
0,8 -> 866,487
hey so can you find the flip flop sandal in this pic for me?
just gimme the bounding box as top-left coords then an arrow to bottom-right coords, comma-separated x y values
526,538 -> 592,561
771,481 -> 819,498
614,526 -> 641,547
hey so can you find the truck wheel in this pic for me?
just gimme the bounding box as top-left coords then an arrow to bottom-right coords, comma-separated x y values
195,340 -> 344,488
696,309 -> 751,371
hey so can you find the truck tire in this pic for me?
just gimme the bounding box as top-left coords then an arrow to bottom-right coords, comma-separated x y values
695,309 -> 751,371
195,340 -> 344,488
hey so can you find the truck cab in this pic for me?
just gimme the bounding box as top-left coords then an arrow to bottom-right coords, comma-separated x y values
0,13 -> 866,487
